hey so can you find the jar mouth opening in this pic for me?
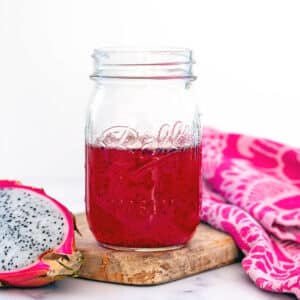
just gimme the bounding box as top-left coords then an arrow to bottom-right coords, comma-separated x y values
91,47 -> 196,80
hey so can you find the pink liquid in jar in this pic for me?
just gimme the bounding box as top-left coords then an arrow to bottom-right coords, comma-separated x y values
85,144 -> 201,248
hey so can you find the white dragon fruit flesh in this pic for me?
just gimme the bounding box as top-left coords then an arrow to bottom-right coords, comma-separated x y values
0,180 -> 81,287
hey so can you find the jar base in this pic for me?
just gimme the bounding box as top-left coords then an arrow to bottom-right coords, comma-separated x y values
99,242 -> 185,252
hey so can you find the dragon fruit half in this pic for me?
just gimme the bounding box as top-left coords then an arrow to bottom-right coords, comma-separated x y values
0,180 -> 82,287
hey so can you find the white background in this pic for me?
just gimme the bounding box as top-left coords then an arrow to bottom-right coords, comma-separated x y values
0,0 -> 300,180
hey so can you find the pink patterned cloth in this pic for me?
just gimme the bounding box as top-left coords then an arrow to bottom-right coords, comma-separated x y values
202,127 -> 300,299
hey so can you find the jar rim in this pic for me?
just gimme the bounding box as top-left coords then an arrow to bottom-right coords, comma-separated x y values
91,47 -> 196,80
93,47 -> 194,65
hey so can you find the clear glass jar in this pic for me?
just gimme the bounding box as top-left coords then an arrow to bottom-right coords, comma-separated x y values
85,48 -> 202,251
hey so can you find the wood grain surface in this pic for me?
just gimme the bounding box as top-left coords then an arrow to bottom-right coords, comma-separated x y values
75,213 -> 240,285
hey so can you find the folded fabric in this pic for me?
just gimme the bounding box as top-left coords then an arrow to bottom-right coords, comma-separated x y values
202,127 -> 300,299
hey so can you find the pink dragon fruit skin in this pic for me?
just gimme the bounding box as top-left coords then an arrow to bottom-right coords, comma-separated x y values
0,180 -> 81,287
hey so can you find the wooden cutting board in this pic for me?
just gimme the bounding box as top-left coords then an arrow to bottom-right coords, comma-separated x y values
75,213 -> 240,285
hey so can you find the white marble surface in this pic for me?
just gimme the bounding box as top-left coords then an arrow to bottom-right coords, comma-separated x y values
0,264 -> 294,300
0,178 -> 295,300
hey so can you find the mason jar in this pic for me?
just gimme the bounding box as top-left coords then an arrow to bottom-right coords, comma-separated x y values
85,48 -> 202,251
